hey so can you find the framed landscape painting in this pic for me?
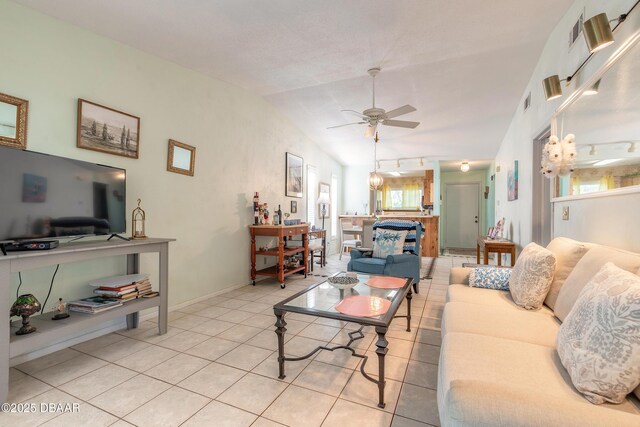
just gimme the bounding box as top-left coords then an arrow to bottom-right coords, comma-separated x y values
77,99 -> 140,158
286,152 -> 303,198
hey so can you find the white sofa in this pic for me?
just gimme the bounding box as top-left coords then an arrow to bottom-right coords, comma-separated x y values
438,237 -> 640,426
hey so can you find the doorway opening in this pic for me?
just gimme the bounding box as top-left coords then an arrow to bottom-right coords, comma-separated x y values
532,127 -> 552,246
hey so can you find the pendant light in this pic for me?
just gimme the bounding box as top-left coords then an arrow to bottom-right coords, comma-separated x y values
369,132 -> 384,190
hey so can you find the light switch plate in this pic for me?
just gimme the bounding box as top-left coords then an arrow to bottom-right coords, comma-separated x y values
562,206 -> 570,220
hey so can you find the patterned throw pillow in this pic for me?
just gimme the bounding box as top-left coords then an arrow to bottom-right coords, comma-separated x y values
509,242 -> 557,310
556,262 -> 640,404
373,229 -> 407,258
469,267 -> 511,290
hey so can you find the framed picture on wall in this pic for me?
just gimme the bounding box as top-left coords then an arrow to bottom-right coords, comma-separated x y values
77,99 -> 140,159
507,160 -> 519,201
285,152 -> 303,198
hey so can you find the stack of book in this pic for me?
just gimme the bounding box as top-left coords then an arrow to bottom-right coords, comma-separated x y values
93,278 -> 153,301
68,296 -> 122,314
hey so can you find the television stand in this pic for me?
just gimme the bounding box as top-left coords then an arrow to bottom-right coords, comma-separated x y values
107,233 -> 130,241
0,238 -> 174,404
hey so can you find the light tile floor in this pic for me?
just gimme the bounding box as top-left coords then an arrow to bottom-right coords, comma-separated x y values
2,254 -> 477,427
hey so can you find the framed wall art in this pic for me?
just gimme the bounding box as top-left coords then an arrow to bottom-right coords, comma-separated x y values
0,92 -> 28,149
285,152 -> 303,198
77,99 -> 140,159
507,160 -> 519,201
167,139 -> 196,176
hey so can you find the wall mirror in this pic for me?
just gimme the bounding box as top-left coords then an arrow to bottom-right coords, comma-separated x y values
167,139 -> 196,176
0,92 -> 29,149
552,22 -> 640,199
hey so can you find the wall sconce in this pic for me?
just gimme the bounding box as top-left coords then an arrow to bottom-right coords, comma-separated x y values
460,162 -> 470,172
582,79 -> 601,96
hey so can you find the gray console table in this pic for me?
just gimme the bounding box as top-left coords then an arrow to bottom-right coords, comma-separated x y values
0,237 -> 174,403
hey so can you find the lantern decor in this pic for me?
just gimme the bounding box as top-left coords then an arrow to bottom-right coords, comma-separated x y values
369,132 -> 384,190
540,134 -> 577,178
10,294 -> 41,335
131,198 -> 148,240
52,298 -> 70,320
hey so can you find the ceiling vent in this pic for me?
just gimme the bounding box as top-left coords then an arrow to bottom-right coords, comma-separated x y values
569,11 -> 584,49
523,92 -> 531,111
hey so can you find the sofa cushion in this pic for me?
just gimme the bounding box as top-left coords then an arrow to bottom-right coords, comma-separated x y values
442,301 -> 560,347
544,237 -> 591,310
509,242 -> 557,310
348,257 -> 386,275
438,332 -> 640,427
372,229 -> 407,258
449,267 -> 472,285
557,262 -> 640,404
469,267 -> 511,290
445,284 -> 556,316
555,245 -> 640,321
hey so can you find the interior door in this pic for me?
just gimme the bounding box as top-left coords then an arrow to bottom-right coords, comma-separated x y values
445,183 -> 479,249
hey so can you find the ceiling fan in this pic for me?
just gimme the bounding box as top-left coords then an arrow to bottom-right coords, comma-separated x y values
327,67 -> 420,138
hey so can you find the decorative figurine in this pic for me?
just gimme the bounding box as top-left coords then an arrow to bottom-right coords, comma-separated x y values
52,298 -> 69,320
10,294 -> 41,335
131,198 -> 147,239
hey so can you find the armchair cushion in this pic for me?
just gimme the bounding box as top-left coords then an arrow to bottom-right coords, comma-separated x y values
348,257 -> 387,275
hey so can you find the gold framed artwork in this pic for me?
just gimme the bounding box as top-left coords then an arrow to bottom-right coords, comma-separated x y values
167,139 -> 196,176
77,99 -> 140,158
0,92 -> 29,149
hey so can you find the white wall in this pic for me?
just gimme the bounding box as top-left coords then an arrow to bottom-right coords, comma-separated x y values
0,0 -> 343,313
342,164 -> 371,213
494,0 -> 638,249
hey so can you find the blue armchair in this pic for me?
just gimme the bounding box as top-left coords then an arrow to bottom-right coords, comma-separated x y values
347,221 -> 423,293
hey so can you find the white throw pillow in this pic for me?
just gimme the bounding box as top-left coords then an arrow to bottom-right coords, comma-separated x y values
556,262 -> 640,404
372,229 -> 407,258
509,242 -> 557,310
544,237 -> 591,310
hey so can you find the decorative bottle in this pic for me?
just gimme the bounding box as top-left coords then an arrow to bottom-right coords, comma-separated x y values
277,205 -> 282,225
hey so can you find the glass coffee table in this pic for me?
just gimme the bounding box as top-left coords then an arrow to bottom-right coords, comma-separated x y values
273,272 -> 413,408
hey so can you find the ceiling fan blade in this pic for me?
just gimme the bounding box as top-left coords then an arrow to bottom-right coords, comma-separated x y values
385,105 -> 417,119
382,119 -> 420,129
340,109 -> 368,120
327,121 -> 366,130
364,124 -> 377,138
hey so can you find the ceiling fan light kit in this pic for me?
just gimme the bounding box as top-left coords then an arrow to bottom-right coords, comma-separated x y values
328,67 -> 420,136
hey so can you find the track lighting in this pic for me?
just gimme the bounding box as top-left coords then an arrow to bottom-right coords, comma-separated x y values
589,145 -> 597,156
629,142 -> 637,153
420,158 -> 424,166
583,13 -> 617,53
460,162 -> 470,172
543,75 -> 564,101
396,160 -> 400,168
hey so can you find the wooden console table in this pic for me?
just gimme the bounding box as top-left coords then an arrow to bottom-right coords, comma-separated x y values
477,236 -> 516,266
250,224 -> 309,288
0,237 -> 174,404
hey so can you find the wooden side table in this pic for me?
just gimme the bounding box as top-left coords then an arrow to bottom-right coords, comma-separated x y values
477,236 -> 516,267
250,224 -> 309,289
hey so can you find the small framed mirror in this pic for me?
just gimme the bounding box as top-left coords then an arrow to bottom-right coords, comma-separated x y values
0,92 -> 28,149
167,139 -> 196,176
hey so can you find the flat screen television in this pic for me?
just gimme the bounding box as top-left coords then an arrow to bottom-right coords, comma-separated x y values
0,146 -> 126,242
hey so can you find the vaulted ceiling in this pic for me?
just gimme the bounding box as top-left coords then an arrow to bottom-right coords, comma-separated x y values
14,0 -> 574,165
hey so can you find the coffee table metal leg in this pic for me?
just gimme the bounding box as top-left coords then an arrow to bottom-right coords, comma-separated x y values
375,326 -> 388,408
406,288 -> 412,332
274,310 -> 287,379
